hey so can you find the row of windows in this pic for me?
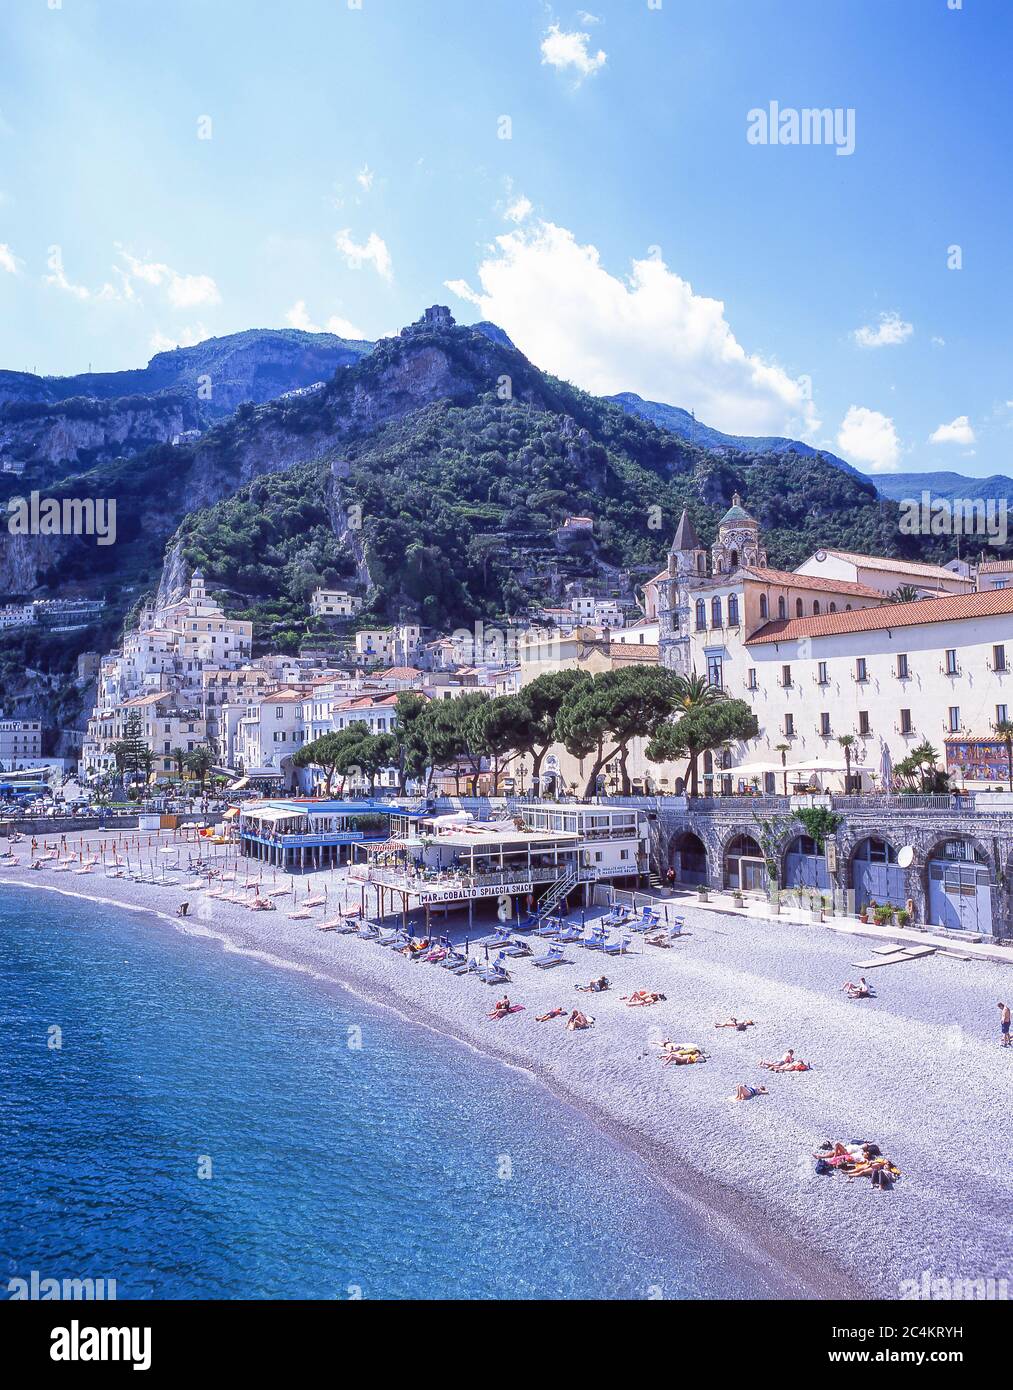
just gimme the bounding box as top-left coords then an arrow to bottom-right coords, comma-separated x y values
696,592 -> 860,633
776,704 -> 1009,738
752,645 -> 1008,691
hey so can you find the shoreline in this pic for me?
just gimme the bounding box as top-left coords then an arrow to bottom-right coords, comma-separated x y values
4,843 -> 1010,1302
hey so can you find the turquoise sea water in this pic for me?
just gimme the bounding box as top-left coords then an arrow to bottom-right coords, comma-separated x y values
0,887 -> 779,1300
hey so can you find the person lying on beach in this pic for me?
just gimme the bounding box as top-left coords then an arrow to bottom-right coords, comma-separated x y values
760,1049 -> 795,1069
488,999 -> 522,1020
536,1008 -> 566,1022
765,1058 -> 811,1072
576,976 -> 610,993
731,1083 -> 767,1101
714,1017 -> 756,1030
566,1009 -> 593,1031
842,977 -> 874,998
622,990 -> 666,1007
662,1045 -> 707,1065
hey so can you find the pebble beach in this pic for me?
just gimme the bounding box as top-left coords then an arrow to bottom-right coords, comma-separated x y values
3,827 -> 1011,1301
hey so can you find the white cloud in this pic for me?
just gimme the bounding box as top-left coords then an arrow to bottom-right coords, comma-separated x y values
150,323 -> 209,353
505,195 -> 533,224
929,415 -> 975,446
540,23 -> 607,81
356,164 -> 374,192
334,229 -> 392,282
285,299 -> 366,340
445,218 -> 819,438
852,311 -> 913,349
118,251 -> 221,309
837,405 -> 901,472
0,242 -> 19,274
931,335 -> 945,348
43,248 -> 121,301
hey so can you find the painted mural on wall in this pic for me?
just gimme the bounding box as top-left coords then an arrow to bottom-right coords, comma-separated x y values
945,739 -> 1012,784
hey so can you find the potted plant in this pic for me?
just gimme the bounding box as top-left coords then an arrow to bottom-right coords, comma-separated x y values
895,908 -> 911,927
697,885 -> 709,903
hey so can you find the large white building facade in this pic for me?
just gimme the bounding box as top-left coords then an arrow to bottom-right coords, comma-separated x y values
648,498 -> 1013,792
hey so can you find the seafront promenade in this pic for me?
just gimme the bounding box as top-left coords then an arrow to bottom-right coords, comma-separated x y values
1,824 -> 1010,1302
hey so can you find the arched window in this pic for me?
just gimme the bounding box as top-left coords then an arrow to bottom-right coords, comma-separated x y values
813,600 -> 820,615
759,594 -> 768,619
795,598 -> 804,617
711,596 -> 723,627
729,549 -> 739,569
778,596 -> 787,619
829,602 -> 836,613
697,554 -> 705,573
728,594 -> 739,626
695,599 -> 706,631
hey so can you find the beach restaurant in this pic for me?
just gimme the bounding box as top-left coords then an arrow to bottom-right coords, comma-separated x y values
353,802 -> 649,928
236,799 -> 425,871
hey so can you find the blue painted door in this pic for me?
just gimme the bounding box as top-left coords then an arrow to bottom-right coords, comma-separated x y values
854,861 -> 906,912
928,861 -> 992,933
785,852 -> 830,891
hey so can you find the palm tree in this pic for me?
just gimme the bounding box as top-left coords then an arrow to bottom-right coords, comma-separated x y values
170,746 -> 188,786
775,742 -> 791,796
184,745 -> 214,792
673,672 -> 726,713
889,585 -> 921,603
995,720 -> 1013,792
837,734 -> 856,793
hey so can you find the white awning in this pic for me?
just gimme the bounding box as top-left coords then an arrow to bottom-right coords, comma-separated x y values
242,806 -> 306,825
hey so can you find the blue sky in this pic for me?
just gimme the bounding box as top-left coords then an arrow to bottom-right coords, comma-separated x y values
1,0 -> 1010,478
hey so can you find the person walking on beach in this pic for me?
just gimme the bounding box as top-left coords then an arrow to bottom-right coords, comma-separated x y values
999,1002 -> 1011,1047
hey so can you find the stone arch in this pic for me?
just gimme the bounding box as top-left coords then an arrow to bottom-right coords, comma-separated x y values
846,833 -> 906,915
667,828 -> 708,886
719,825 -> 766,891
922,834 -> 995,935
781,832 -> 831,892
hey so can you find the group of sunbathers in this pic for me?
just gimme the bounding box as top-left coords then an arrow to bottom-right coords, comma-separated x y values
813,1140 -> 900,1189
622,989 -> 667,1007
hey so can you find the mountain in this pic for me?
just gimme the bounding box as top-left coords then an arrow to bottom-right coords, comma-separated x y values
0,328 -> 373,473
0,305 -> 996,738
609,391 -> 865,480
871,471 -> 1013,505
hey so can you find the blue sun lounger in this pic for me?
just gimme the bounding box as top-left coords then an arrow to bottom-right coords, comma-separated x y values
532,945 -> 572,969
602,935 -> 632,956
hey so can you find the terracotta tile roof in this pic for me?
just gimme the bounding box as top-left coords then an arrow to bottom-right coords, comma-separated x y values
378,666 -> 423,679
609,644 -> 660,663
120,691 -> 175,707
739,566 -> 883,598
745,586 -> 1013,645
815,550 -> 969,582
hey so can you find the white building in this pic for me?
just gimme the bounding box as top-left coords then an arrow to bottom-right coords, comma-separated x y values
740,588 -> 1013,790
0,605 -> 36,631
310,588 -> 364,619
0,719 -> 42,765
794,549 -> 975,599
354,625 -> 422,666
